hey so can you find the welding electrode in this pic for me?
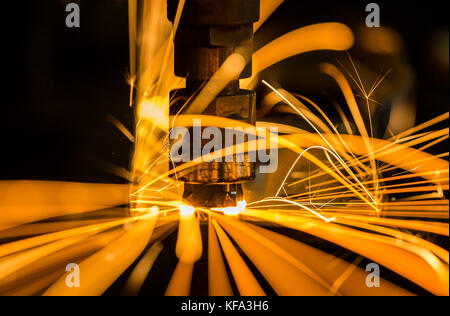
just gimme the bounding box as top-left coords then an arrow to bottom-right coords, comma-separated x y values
167,0 -> 260,208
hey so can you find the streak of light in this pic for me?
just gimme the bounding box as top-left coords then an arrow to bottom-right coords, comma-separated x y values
0,233 -> 93,282
320,63 -> 379,198
107,115 -> 136,143
0,229 -> 125,296
321,214 -> 449,237
390,112 -> 449,141
241,209 -> 449,296
0,215 -> 138,258
165,262 -> 194,296
176,212 -> 202,264
328,256 -> 364,296
128,0 -> 138,107
43,213 -> 159,296
0,219 -> 114,240
248,198 -> 335,223
285,132 -> 448,187
330,217 -> 449,264
0,182 -> 129,232
212,219 -> 266,296
166,115 -> 381,212
214,214 -> 334,296
243,23 -> 355,89
291,179 -> 448,201
254,0 -> 284,32
262,81 -> 379,207
122,242 -> 164,296
208,218 -> 234,296
247,223 -> 412,296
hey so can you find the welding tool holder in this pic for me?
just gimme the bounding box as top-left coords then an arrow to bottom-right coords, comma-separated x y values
167,0 -> 260,208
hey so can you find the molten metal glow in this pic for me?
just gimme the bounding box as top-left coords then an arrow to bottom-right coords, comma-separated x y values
212,200 -> 247,216
179,204 -> 195,217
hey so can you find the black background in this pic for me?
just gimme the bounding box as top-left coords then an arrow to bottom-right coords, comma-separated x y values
0,0 -> 448,183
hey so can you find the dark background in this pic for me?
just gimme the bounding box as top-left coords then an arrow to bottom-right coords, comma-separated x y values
0,0 -> 448,183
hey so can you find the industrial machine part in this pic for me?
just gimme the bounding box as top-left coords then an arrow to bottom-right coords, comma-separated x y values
168,0 -> 260,208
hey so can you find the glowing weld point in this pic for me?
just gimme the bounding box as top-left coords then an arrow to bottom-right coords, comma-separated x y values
138,97 -> 168,128
180,204 -> 196,216
150,206 -> 160,213
213,200 -> 247,216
